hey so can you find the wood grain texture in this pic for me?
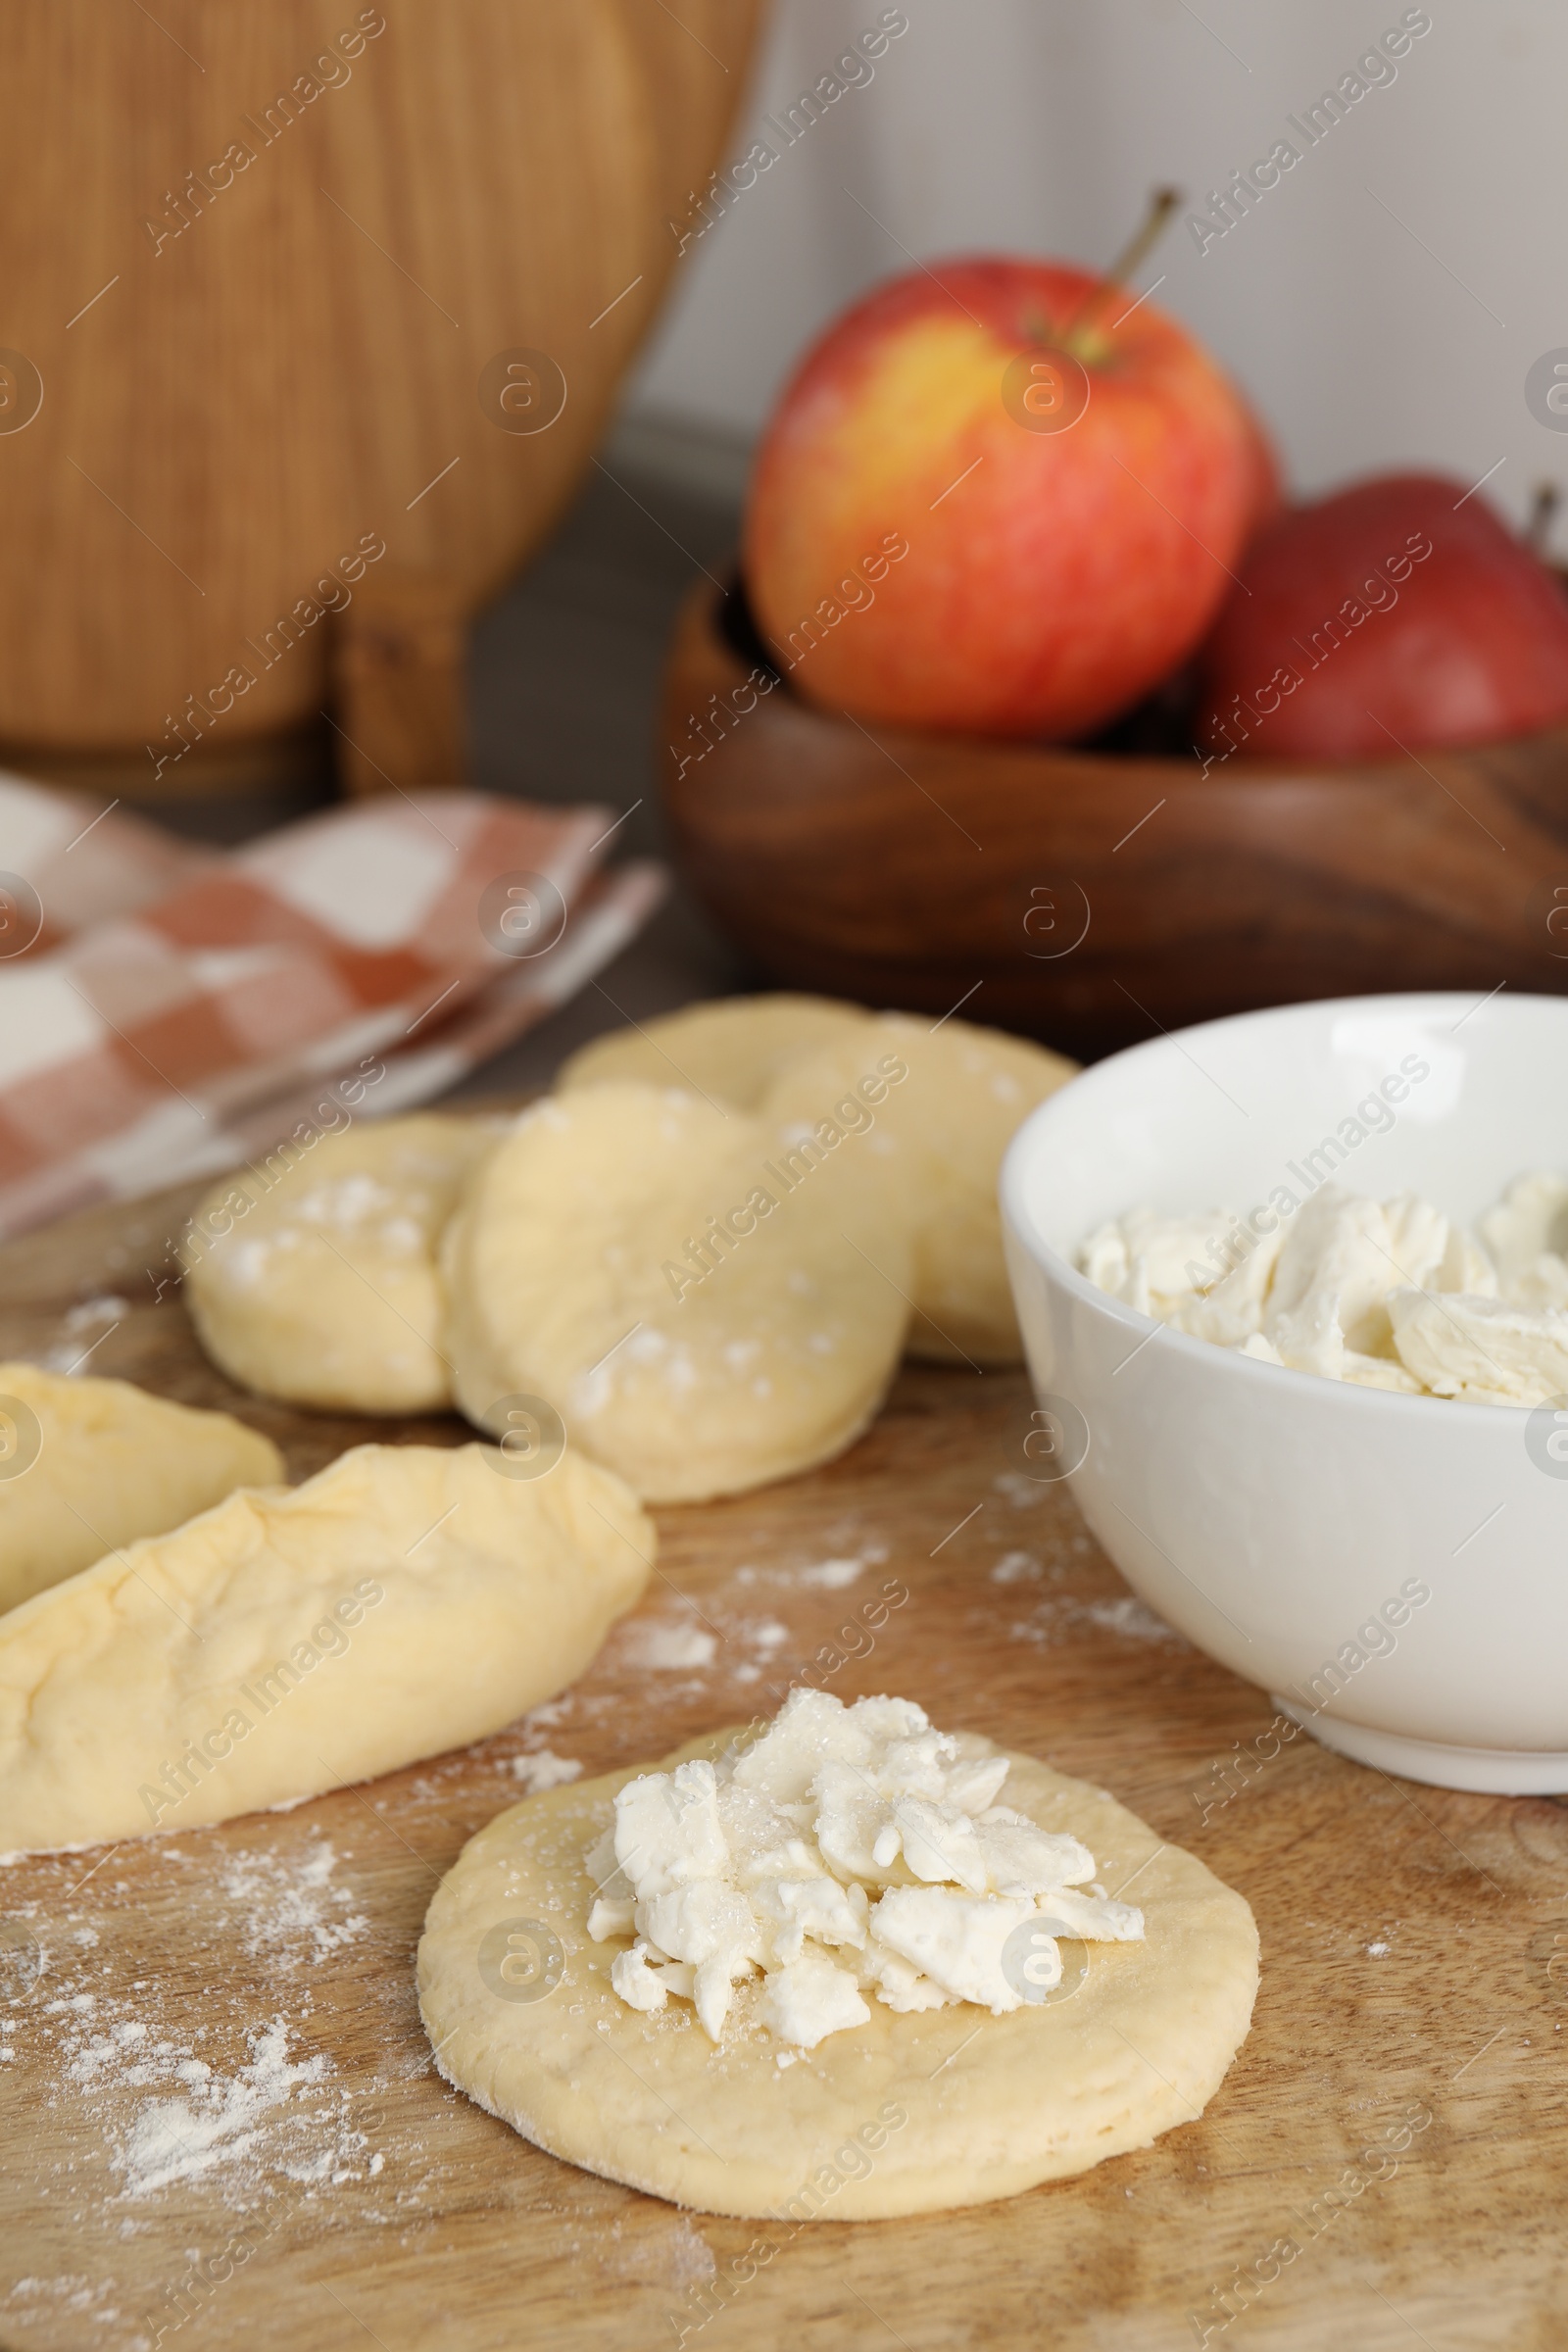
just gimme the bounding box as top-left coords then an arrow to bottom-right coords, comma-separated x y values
0,0 -> 763,765
2,1165 -> 1567,2350
662,577 -> 1568,1058
331,569 -> 466,795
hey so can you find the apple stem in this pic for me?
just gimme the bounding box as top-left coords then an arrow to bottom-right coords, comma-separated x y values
1526,481 -> 1560,558
1060,186 -> 1183,347
1102,185 -> 1183,290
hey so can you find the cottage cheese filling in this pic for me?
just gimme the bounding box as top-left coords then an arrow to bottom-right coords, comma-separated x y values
589,1689 -> 1143,2048
1078,1172 -> 1568,1406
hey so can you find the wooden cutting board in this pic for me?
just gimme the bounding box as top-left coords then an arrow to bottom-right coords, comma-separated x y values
2,1167 -> 1566,2351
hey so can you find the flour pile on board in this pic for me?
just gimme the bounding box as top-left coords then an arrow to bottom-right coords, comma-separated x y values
18,1836 -> 385,2206
118,2019 -> 330,2196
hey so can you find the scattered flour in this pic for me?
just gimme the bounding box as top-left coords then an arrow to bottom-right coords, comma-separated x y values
13,1836 -> 387,2216
1006,1592 -> 1186,1649
993,1472 -> 1050,1510
40,1295 -> 131,1374
1081,1595 -> 1183,1643
731,1534 -> 890,1591
597,2215 -> 715,2289
118,2019 -> 330,2197
991,1551 -> 1043,1585
518,1697 -> 574,1734
795,1557 -> 865,1590
507,1750 -> 583,1794
217,1841 -> 369,1969
3,2275 -> 125,2334
622,1621 -> 718,1671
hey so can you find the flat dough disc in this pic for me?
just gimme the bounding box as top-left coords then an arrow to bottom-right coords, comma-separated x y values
0,1442 -> 652,1855
442,1085 -> 909,1502
558,995 -> 874,1112
416,1727 -> 1258,2219
763,1015 -> 1077,1365
0,1363 -> 281,1615
182,1114 -> 497,1414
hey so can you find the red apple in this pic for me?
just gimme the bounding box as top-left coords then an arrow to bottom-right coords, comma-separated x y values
744,257 -> 1267,740
1237,405 -> 1286,545
1195,472 -> 1568,760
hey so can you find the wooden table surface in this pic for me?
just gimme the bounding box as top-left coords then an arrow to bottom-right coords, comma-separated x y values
2,1172 -> 1567,2352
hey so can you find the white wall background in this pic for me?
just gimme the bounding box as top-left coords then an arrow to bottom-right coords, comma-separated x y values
627,0 -> 1567,531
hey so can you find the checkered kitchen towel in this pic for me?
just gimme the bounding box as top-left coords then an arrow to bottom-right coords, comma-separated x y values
0,777 -> 663,1240
0,773 -> 219,955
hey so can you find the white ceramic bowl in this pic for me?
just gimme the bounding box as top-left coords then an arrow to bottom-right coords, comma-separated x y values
1001,991 -> 1568,1793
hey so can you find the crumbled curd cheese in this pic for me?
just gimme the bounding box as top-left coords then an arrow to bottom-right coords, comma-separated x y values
1078,1173 -> 1568,1405
589,1689 -> 1142,2048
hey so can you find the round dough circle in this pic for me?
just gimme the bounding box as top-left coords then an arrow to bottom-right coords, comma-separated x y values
416,1726 -> 1258,2219
763,1015 -> 1078,1365
558,995 -> 874,1111
442,1085 -> 910,1502
183,1114 -> 497,1414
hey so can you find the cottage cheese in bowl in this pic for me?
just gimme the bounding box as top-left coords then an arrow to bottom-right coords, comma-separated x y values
1077,1173 -> 1568,1404
1000,993 -> 1568,1793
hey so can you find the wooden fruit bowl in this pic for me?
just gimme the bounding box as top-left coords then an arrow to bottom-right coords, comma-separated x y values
662,574 -> 1568,1058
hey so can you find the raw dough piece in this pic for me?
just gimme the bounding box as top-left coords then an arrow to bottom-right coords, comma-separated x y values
182,1114 -> 498,1414
442,1084 -> 910,1502
416,1724 -> 1257,2219
559,994 -> 874,1112
763,1015 -> 1078,1365
0,1363 -> 281,1615
0,1442 -> 652,1855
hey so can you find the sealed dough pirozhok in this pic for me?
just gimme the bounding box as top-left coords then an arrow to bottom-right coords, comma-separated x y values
763,1014 -> 1078,1365
559,994 -> 873,1112
0,1443 -> 652,1855
416,1691 -> 1258,2219
182,1114 -> 498,1414
0,1363 -> 281,1616
442,1084 -> 910,1502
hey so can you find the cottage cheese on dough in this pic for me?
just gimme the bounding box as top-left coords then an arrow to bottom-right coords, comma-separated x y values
416,1704 -> 1258,2218
1080,1172 -> 1568,1404
594,1689 -> 1141,2047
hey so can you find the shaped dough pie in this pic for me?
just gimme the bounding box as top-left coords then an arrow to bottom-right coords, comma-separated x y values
416,1719 -> 1257,2218
182,1114 -> 498,1414
0,1442 -> 652,1855
559,994 -> 873,1112
763,1015 -> 1077,1364
0,1363 -> 281,1615
442,1084 -> 910,1502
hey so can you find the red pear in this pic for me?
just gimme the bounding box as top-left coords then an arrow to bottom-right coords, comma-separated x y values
1195,472 -> 1568,761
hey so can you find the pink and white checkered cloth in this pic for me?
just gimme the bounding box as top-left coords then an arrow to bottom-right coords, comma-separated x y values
0,773 -> 664,1239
